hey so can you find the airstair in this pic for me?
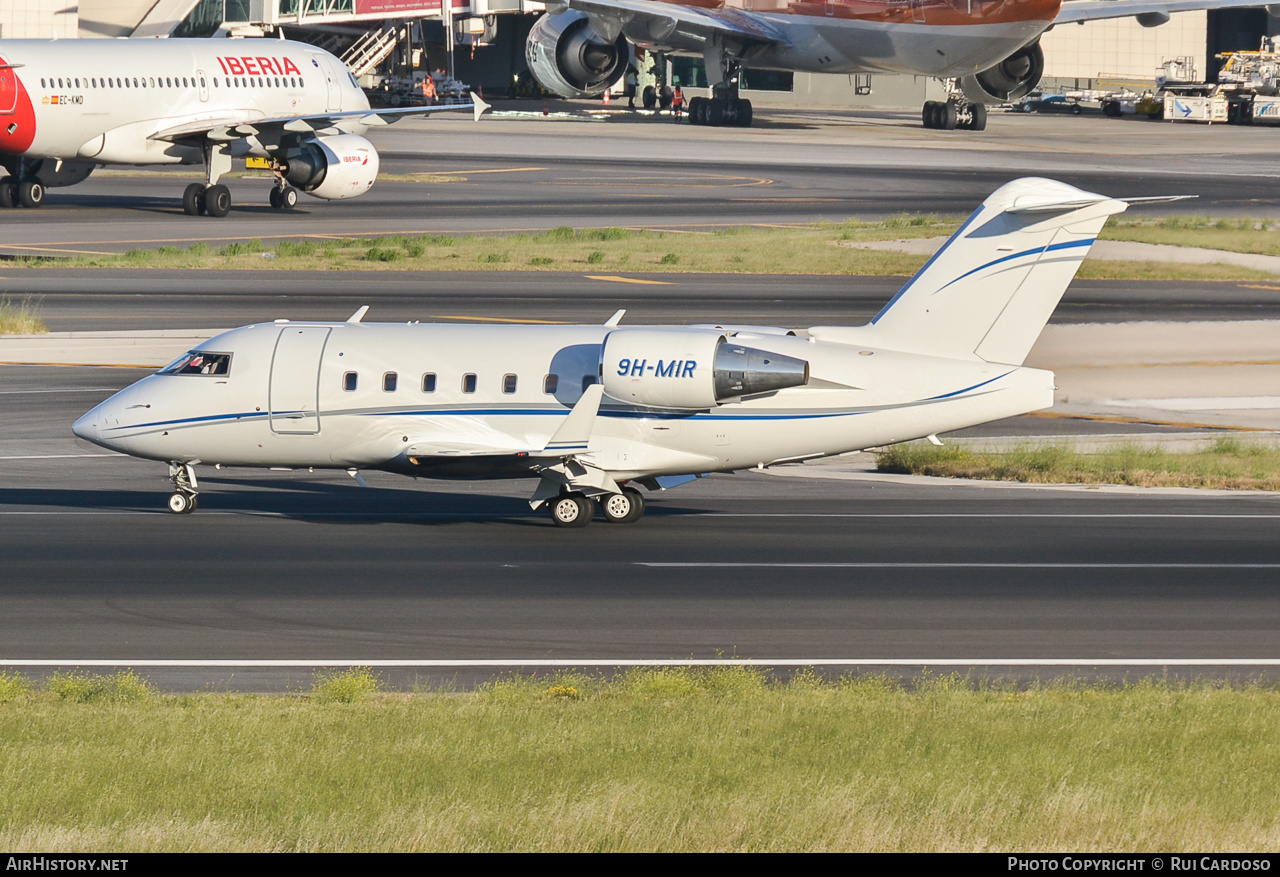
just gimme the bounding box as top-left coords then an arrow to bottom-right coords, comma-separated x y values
341,21 -> 408,78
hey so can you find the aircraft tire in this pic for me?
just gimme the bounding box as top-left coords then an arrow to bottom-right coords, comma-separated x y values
281,186 -> 298,209
269,187 -> 282,209
182,183 -> 204,216
687,97 -> 704,124
735,99 -> 752,127
969,103 -> 987,131
642,85 -> 657,110
707,99 -> 725,126
659,85 -> 674,110
601,487 -> 645,523
204,184 -> 231,218
0,180 -> 15,209
922,101 -> 937,128
941,101 -> 958,130
550,493 -> 593,528
17,179 -> 44,208
168,492 -> 195,514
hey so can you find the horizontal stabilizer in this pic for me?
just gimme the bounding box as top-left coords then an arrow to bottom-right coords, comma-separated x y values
864,177 -> 1128,366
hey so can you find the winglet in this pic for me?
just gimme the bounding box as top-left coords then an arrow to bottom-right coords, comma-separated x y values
543,384 -> 603,455
604,309 -> 626,327
471,92 -> 491,122
347,305 -> 369,324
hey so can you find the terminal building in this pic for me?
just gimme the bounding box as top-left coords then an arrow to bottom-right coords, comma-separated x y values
2,0 -> 1278,108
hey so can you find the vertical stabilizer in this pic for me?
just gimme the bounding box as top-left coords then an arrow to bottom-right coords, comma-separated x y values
868,178 -> 1127,365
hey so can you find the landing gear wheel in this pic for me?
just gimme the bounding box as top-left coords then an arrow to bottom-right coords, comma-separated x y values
922,100 -> 938,128
0,180 -> 14,209
968,103 -> 987,131
17,179 -> 44,208
601,487 -> 646,523
550,493 -> 593,528
182,183 -> 204,216
687,97 -> 704,124
269,186 -> 281,208
168,492 -> 197,514
642,85 -> 657,110
734,98 -> 752,127
659,85 -> 674,110
280,186 -> 298,208
940,101 -> 958,130
204,184 -> 231,218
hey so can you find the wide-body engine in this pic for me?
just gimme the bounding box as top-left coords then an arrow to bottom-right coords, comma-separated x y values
960,41 -> 1044,104
281,134 -> 379,201
526,11 -> 629,98
601,329 -> 809,410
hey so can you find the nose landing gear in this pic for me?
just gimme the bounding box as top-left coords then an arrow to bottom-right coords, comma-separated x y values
167,462 -> 199,514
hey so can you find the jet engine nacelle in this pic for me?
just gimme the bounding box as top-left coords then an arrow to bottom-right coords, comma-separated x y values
960,42 -> 1045,104
4,158 -> 95,189
602,329 -> 809,410
525,10 -> 629,98
281,134 -> 379,201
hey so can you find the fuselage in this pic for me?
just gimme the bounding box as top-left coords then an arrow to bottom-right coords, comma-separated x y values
624,0 -> 1062,77
73,320 -> 1055,481
0,38 -> 367,165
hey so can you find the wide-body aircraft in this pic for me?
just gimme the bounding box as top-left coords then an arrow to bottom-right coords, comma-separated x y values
76,178 -> 1151,526
0,38 -> 485,216
526,0 -> 1271,129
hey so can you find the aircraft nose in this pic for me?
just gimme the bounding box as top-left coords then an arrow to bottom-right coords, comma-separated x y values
72,407 -> 102,444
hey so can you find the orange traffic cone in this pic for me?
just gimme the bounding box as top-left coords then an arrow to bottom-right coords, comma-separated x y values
543,100 -> 549,115
603,90 -> 610,106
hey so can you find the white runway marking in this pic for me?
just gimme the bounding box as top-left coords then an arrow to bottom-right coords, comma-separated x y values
3,658 -> 1280,668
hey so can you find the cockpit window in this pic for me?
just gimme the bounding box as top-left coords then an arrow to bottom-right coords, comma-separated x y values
159,351 -> 232,376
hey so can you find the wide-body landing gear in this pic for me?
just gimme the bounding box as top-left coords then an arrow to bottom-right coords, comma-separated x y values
167,462 -> 199,514
689,42 -> 753,127
922,80 -> 988,131
922,99 -> 986,131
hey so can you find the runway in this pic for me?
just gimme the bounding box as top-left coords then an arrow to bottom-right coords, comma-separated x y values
2,109 -> 1279,690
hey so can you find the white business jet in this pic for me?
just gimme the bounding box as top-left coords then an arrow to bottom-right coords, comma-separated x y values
74,177 -> 1146,526
0,38 -> 487,216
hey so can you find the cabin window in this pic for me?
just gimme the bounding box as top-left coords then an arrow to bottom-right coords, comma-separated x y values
462,374 -> 477,394
543,374 -> 558,394
383,372 -> 397,392
582,375 -> 596,391
342,372 -> 358,392
421,373 -> 436,393
158,351 -> 232,377
503,374 -> 518,394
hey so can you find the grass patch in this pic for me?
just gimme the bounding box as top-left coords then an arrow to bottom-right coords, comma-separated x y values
0,671 -> 34,703
1104,216 -> 1280,257
14,213 -> 1280,279
875,437 -> 1280,489
0,295 -> 47,334
311,667 -> 382,703
45,670 -> 155,703
1,669 -> 1280,850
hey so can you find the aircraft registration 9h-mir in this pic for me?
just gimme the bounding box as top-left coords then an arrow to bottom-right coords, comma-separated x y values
0,38 -> 487,216
74,178 -> 1163,527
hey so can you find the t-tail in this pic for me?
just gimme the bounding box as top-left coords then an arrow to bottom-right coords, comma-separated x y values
864,178 -> 1129,366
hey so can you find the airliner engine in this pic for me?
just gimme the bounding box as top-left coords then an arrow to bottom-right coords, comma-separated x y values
281,134 -> 380,201
602,329 -> 809,410
525,10 -> 629,98
960,41 -> 1044,104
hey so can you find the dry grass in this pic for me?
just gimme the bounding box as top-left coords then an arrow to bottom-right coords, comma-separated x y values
0,296 -> 47,334
876,437 -> 1280,489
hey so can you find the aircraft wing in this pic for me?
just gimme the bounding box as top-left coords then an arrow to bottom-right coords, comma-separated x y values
1055,0 -> 1278,25
549,0 -> 791,49
148,95 -> 486,144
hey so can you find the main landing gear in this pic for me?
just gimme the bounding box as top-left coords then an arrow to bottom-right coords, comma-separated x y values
549,486 -> 646,528
688,42 -> 752,127
167,462 -> 199,514
922,80 -> 988,131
